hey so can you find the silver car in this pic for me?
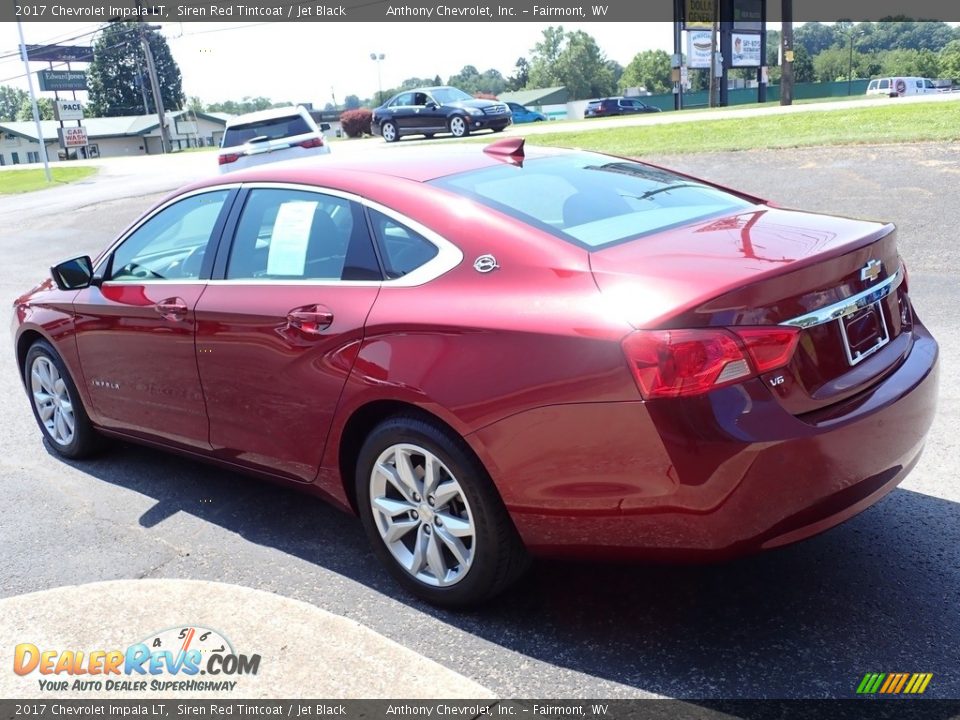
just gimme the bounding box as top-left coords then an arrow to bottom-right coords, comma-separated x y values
218,105 -> 330,173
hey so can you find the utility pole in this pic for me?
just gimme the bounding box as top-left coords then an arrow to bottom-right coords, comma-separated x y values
780,0 -> 794,106
16,15 -> 52,181
136,1 -> 171,153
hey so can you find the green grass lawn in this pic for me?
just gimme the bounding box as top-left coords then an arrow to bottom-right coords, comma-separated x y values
0,166 -> 98,194
517,101 -> 960,156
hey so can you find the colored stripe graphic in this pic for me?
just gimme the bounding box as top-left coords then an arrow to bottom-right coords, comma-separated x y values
857,672 -> 932,694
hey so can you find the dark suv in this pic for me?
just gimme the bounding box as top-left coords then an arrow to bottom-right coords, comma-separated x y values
584,97 -> 662,118
371,86 -> 512,142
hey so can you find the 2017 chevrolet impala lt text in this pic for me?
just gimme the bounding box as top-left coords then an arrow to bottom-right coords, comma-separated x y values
12,139 -> 938,606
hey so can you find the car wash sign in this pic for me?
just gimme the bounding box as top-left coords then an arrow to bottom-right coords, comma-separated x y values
59,126 -> 88,148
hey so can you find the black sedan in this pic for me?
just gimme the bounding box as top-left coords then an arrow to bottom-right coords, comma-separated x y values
371,86 -> 512,142
584,97 -> 662,118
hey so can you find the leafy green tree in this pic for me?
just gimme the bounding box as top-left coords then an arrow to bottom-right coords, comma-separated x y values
813,46 -> 854,81
16,97 -> 53,121
88,22 -> 184,117
527,26 -> 567,89
793,44 -> 816,82
528,27 -> 616,99
0,85 -> 28,121
507,58 -> 529,91
795,22 -> 839,55
620,49 -> 672,94
879,48 -> 940,77
343,95 -> 361,110
606,59 -> 624,90
862,20 -> 958,53
186,96 -> 205,113
447,66 -> 507,95
940,40 -> 960,80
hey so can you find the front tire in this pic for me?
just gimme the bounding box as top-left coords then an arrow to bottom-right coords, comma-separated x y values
356,415 -> 528,607
24,339 -> 102,459
381,121 -> 399,143
448,115 -> 469,138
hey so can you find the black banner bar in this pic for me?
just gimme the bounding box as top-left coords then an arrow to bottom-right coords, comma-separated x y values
4,0 -> 960,23
2,700 -> 960,720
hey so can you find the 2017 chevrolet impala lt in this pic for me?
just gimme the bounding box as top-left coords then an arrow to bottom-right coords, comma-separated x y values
12,139 -> 938,606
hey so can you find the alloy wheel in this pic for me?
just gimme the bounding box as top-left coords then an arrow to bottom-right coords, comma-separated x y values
369,443 -> 476,587
450,116 -> 467,137
31,355 -> 75,446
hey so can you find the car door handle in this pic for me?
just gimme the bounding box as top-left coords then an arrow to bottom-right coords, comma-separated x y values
286,305 -> 334,335
155,297 -> 189,320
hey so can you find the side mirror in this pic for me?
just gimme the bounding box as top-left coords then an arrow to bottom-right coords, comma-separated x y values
425,101 -> 438,109
51,256 -> 94,290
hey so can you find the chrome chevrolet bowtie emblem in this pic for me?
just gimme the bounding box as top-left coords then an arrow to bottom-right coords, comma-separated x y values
473,254 -> 500,273
860,259 -> 883,282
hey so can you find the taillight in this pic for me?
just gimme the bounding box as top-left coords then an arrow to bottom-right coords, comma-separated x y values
732,327 -> 800,374
621,326 -> 799,399
299,136 -> 324,149
218,153 -> 240,165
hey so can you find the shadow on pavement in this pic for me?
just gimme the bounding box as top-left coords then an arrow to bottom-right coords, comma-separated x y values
55,438 -> 958,700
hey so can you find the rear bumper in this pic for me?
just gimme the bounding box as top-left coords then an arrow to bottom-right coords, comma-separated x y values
471,323 -> 939,560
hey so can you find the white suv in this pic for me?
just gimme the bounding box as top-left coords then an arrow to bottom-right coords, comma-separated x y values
218,105 -> 330,173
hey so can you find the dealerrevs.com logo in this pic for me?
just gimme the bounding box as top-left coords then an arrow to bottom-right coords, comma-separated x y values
14,625 -> 260,693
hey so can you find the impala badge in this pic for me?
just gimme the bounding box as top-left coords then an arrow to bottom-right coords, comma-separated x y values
473,254 -> 499,273
860,259 -> 883,282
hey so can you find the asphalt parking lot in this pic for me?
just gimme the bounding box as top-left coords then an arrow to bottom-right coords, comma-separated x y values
0,141 -> 957,700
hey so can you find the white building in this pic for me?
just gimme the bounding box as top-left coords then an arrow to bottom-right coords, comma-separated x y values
0,110 -> 231,166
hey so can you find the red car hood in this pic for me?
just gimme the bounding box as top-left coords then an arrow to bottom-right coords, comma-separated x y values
589,206 -> 893,328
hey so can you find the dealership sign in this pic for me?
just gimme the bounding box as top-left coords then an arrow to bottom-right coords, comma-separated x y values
59,126 -> 88,148
687,30 -> 713,68
38,70 -> 88,92
731,33 -> 762,67
54,100 -> 84,122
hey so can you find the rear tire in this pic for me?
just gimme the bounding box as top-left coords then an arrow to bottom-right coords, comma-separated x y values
356,415 -> 529,607
24,339 -> 102,459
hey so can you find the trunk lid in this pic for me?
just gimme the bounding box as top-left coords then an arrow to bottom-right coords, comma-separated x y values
590,207 -> 910,415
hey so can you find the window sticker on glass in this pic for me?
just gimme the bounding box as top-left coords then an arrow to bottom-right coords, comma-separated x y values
267,201 -> 317,276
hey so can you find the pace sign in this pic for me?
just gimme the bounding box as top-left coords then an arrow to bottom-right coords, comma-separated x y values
54,100 -> 84,122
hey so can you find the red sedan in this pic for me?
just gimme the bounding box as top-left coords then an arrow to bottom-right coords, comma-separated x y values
12,139 -> 938,606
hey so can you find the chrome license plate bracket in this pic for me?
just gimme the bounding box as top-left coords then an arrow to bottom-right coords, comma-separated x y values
838,300 -> 889,366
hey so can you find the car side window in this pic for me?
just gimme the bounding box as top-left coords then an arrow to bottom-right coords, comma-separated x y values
108,190 -> 230,282
368,209 -> 439,279
879,79 -> 889,89
413,93 -> 429,106
226,189 -> 377,281
392,92 -> 415,107
924,79 -> 935,89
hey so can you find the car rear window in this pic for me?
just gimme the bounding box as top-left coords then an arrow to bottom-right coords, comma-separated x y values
223,115 -> 311,147
430,153 -> 755,250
